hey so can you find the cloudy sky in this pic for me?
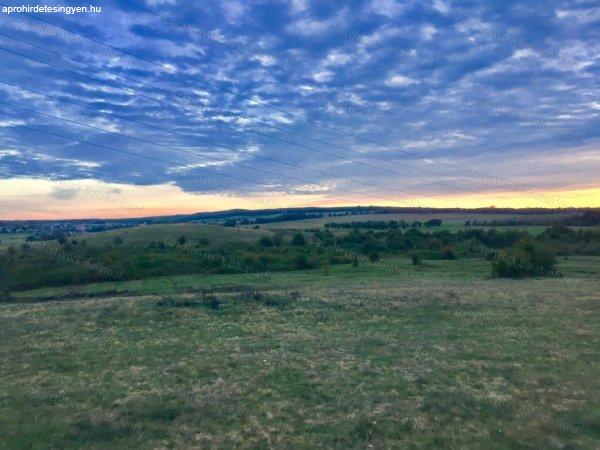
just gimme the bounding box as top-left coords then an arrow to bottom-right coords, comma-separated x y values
0,0 -> 598,219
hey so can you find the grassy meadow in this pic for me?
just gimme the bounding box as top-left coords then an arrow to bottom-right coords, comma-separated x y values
1,215 -> 599,448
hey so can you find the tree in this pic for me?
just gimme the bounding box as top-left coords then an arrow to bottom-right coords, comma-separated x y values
295,253 -> 310,269
368,251 -> 380,262
1,287 -> 10,303
292,233 -> 306,246
492,237 -> 556,278
321,259 -> 330,275
258,236 -> 273,247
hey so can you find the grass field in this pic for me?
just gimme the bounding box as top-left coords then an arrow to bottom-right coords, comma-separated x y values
0,233 -> 26,250
2,252 -> 600,448
262,212 -> 572,231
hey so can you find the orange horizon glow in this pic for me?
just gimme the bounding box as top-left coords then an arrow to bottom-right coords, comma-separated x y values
0,177 -> 599,220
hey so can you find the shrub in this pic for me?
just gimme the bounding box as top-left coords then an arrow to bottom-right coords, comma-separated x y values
273,233 -> 283,246
442,246 -> 456,260
113,237 -> 123,246
1,287 -> 11,303
321,259 -> 330,275
368,251 -> 380,262
291,233 -> 306,246
177,236 -> 187,245
411,254 -> 421,266
492,237 -> 556,278
258,236 -> 273,247
295,253 -> 313,269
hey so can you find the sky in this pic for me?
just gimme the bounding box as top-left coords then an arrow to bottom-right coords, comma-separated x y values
0,0 -> 598,219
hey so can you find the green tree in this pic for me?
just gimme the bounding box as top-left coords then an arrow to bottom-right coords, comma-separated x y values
258,236 -> 273,247
492,237 -> 556,278
368,251 -> 380,262
291,233 -> 306,246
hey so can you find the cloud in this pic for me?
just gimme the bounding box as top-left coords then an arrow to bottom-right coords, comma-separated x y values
433,0 -> 449,14
385,74 -> 419,87
220,0 -> 246,23
555,7 -> 600,24
421,25 -> 437,41
0,0 -> 596,215
0,149 -> 22,158
368,0 -> 405,18
324,50 -> 353,67
313,69 -> 334,82
50,188 -> 78,200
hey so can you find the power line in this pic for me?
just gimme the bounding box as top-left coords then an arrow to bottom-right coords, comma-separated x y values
0,35 -> 514,201
119,0 -> 585,197
119,0 -> 439,137
0,80 -> 454,204
0,10 -> 536,193
0,108 -> 441,207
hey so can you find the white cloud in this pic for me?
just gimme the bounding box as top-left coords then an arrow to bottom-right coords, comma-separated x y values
30,153 -> 103,169
385,74 -> 418,87
221,0 -> 246,23
0,149 -> 21,157
433,0 -> 449,14
368,0 -> 405,18
290,0 -> 309,13
0,120 -> 26,127
286,18 -> 327,36
421,24 -> 437,41
556,7 -> 600,24
313,69 -> 334,82
324,49 -> 352,67
512,48 -> 536,59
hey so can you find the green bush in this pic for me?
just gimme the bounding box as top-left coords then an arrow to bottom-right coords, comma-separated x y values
258,236 -> 273,247
292,233 -> 306,246
492,237 -> 556,278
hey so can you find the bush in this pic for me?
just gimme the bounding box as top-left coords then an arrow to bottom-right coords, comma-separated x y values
321,259 -> 330,275
291,233 -> 306,246
258,236 -> 273,247
1,287 -> 11,302
492,237 -> 556,278
442,246 -> 456,260
368,251 -> 379,262
411,254 -> 421,266
295,253 -> 313,269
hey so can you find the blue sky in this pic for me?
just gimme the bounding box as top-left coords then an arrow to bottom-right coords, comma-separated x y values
0,0 -> 598,218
